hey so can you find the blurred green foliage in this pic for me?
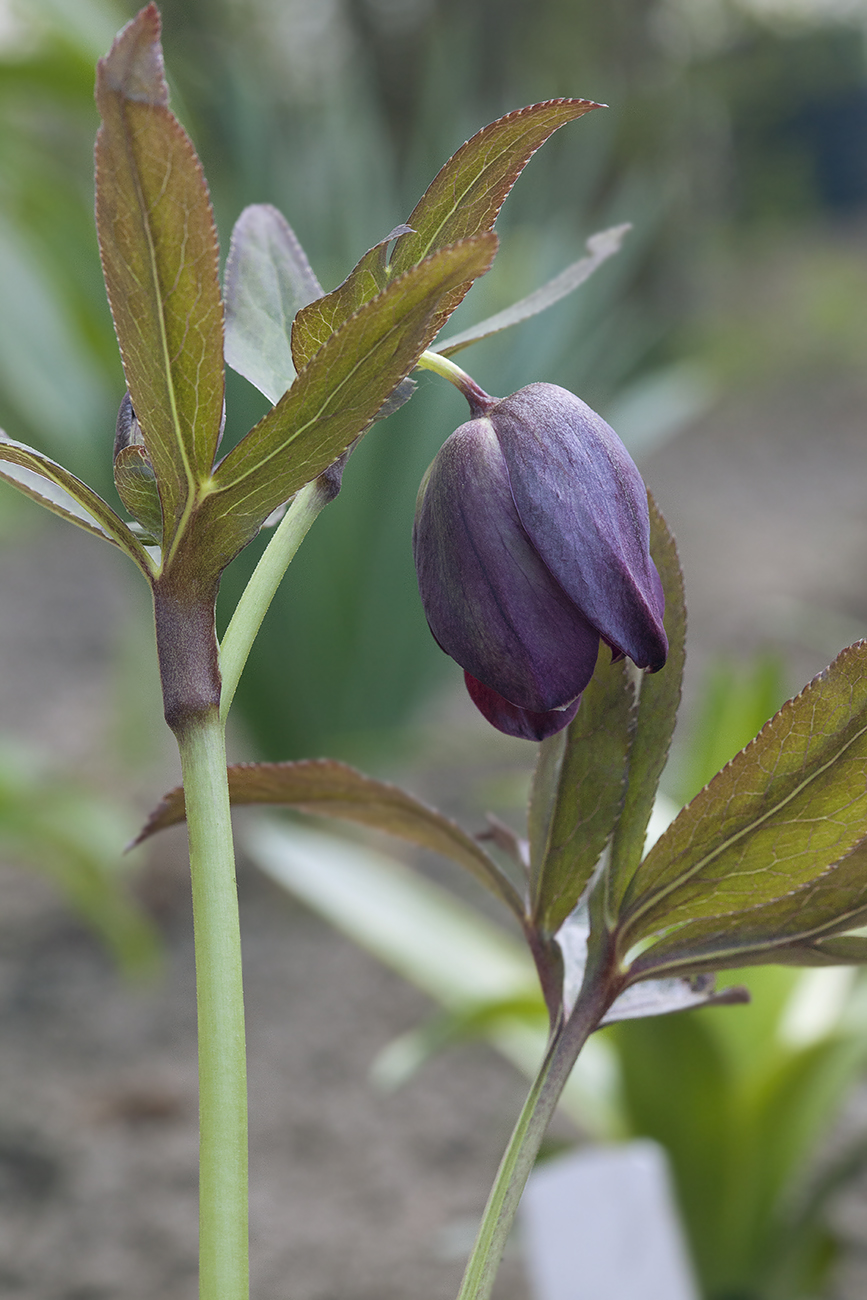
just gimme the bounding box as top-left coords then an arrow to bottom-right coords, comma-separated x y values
0,737 -> 159,974
610,965 -> 867,1300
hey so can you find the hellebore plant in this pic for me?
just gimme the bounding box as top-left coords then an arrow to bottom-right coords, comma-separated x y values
5,8 -> 867,1300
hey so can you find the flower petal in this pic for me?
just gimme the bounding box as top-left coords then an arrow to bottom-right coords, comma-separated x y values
464,672 -> 581,740
493,383 -> 667,671
413,418 -> 601,712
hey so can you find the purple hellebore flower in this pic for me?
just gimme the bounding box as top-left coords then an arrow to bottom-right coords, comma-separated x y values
412,382 -> 668,741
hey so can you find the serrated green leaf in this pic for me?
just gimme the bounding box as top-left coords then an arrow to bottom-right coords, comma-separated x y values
621,641 -> 867,950
605,495 -> 686,916
291,99 -> 599,370
191,235 -> 497,574
627,838 -> 867,978
527,730 -> 568,882
224,204 -> 323,403
388,98 -> 600,339
133,757 -> 524,918
773,935 -> 867,966
0,432 -> 154,576
290,224 -> 413,373
528,647 -> 634,936
95,4 -> 224,550
433,223 -> 630,358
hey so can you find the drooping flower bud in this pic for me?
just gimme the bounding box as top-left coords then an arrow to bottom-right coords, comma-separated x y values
413,382 -> 667,741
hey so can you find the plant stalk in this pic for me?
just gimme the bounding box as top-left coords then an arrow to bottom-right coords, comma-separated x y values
416,350 -> 497,417
219,478 -> 330,723
455,973 -> 614,1300
176,707 -> 249,1300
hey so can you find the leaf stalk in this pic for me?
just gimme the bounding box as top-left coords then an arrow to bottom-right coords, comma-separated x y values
219,478 -> 332,723
416,350 -> 497,416
455,949 -> 619,1300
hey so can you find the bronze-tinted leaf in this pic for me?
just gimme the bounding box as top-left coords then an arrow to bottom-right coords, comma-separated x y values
292,102 -> 598,370
627,837 -> 867,978
0,432 -> 154,576
114,444 -> 163,542
388,99 -> 600,338
134,758 -> 524,918
290,225 -> 414,372
621,641 -> 867,945
771,935 -> 867,966
95,4 -> 224,550
193,235 -> 497,574
605,496 -> 685,915
528,648 -> 634,936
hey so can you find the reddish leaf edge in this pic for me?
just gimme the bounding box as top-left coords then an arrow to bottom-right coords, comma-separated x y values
132,758 -> 525,918
619,637 -> 867,932
0,432 -> 155,578
397,97 -> 605,267
96,3 -> 167,110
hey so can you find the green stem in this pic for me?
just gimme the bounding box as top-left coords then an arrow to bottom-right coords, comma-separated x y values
416,350 -> 497,416
456,975 -> 614,1300
176,707 -> 249,1300
219,479 -> 329,722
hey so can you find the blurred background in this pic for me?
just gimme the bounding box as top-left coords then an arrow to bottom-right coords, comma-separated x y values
3,0 -> 867,1297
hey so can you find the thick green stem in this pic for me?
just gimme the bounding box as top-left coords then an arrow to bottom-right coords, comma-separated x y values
176,708 -> 249,1300
219,479 -> 329,723
456,974 -> 615,1300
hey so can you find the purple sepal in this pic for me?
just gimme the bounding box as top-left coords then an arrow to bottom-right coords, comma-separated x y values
413,419 -> 602,712
413,381 -> 669,740
493,384 -> 668,672
464,673 -> 581,741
